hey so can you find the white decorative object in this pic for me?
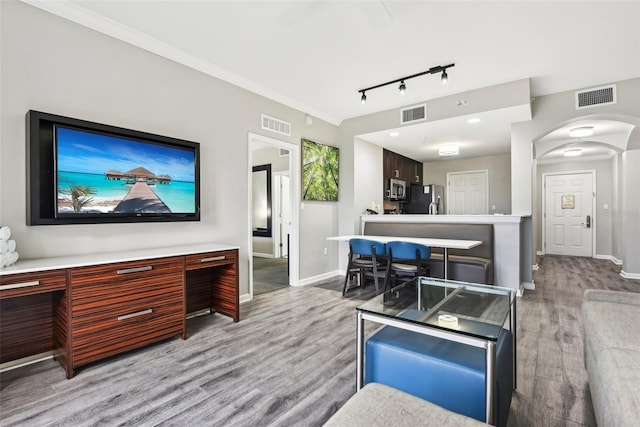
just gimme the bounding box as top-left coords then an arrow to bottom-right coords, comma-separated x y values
438,314 -> 459,329
0,225 -> 19,268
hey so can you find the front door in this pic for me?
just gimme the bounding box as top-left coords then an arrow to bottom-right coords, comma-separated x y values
544,172 -> 594,256
447,170 -> 488,214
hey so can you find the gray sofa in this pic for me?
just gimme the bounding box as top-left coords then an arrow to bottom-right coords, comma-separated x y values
324,383 -> 485,426
364,222 -> 494,284
582,289 -> 640,427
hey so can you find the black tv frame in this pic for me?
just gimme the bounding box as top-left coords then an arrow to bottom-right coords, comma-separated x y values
26,110 -> 201,225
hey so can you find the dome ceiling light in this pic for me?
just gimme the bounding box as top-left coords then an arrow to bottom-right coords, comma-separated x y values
563,148 -> 583,157
438,144 -> 459,156
569,126 -> 594,138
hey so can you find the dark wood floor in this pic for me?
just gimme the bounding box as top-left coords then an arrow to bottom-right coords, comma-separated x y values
1,256 -> 637,426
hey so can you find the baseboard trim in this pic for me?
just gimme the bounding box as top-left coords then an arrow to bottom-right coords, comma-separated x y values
523,281 -> 535,291
295,270 -> 341,287
536,251 -> 543,256
594,255 -> 624,266
620,271 -> 640,280
240,293 -> 252,303
252,253 -> 274,258
0,351 -> 54,373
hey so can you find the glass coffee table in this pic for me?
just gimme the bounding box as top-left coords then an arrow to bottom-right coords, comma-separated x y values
356,276 -> 516,425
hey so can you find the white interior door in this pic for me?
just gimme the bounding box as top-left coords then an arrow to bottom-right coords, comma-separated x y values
544,172 -> 594,256
447,170 -> 488,214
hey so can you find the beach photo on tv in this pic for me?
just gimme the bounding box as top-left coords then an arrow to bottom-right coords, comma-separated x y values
55,126 -> 196,215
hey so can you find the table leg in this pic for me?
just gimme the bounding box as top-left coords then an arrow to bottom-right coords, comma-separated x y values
356,310 -> 364,391
486,341 -> 496,425
443,247 -> 449,280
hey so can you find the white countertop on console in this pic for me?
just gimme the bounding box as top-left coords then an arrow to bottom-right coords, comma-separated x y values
362,214 -> 527,224
0,242 -> 239,276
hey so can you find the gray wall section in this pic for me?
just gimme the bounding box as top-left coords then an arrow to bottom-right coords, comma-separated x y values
422,153 -> 512,214
0,2 -> 340,294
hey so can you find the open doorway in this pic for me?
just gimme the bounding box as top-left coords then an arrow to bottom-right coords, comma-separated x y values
248,133 -> 299,298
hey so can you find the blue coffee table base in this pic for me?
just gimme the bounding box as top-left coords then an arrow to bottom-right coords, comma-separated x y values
365,326 -> 513,427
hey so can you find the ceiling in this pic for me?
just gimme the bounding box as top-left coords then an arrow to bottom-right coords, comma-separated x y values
31,0 -> 640,161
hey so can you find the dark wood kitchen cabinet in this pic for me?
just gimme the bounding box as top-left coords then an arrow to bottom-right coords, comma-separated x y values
383,149 -> 423,197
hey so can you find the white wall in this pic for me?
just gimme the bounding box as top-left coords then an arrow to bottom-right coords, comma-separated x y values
0,2 -> 340,294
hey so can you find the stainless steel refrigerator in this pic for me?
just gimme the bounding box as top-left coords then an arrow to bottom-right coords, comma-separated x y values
403,184 -> 445,214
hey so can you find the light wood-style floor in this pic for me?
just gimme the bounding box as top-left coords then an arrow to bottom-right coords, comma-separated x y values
1,256 -> 638,426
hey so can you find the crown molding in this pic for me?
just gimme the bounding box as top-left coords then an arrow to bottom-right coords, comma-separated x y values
21,0 -> 342,126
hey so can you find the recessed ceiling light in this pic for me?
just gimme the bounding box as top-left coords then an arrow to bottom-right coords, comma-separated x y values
569,126 -> 594,138
389,131 -> 400,137
438,144 -> 459,156
467,118 -> 481,124
563,149 -> 582,157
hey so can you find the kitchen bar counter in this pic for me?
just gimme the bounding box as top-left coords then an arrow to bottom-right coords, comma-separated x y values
360,215 -> 533,295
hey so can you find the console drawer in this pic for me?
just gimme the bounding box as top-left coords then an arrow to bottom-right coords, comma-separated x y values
72,299 -> 183,366
70,256 -> 183,287
69,256 -> 184,369
0,270 -> 66,299
185,250 -> 236,270
71,269 -> 183,316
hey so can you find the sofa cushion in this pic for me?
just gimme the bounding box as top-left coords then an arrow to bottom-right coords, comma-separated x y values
323,383 -> 485,427
582,290 -> 640,353
582,289 -> 640,427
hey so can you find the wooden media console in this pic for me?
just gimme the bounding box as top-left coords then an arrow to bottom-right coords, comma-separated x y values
0,243 -> 239,378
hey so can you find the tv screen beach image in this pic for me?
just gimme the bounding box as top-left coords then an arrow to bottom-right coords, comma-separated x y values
55,126 -> 196,216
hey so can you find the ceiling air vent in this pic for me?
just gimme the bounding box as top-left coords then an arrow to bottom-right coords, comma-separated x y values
261,114 -> 291,136
575,85 -> 616,109
400,104 -> 427,124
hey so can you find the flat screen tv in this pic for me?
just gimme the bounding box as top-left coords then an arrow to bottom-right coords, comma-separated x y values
27,110 -> 200,225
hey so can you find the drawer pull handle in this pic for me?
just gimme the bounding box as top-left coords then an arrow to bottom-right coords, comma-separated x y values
116,266 -> 153,275
0,280 -> 41,291
200,256 -> 225,263
117,308 -> 153,321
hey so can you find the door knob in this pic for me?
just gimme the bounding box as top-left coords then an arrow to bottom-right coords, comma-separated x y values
586,215 -> 591,228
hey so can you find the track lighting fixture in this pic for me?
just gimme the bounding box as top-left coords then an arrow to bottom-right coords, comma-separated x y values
358,63 -> 454,103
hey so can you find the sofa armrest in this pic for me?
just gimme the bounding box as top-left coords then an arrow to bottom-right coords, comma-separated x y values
583,289 -> 640,307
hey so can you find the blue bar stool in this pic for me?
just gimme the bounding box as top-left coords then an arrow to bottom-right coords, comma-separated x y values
384,241 -> 431,290
343,238 -> 388,295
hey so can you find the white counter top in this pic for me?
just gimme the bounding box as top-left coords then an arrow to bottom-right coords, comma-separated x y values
362,214 -> 527,224
0,242 -> 239,276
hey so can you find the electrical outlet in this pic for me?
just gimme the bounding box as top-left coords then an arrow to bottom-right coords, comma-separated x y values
323,247 -> 328,256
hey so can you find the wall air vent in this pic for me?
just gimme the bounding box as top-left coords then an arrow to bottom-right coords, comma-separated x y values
575,85 -> 616,109
261,114 -> 291,136
400,104 -> 427,124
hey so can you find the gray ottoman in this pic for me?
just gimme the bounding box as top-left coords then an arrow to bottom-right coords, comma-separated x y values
324,383 -> 485,426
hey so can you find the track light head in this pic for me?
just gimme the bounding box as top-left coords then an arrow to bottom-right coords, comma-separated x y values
441,70 -> 448,84
399,80 -> 406,95
361,92 -> 367,104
